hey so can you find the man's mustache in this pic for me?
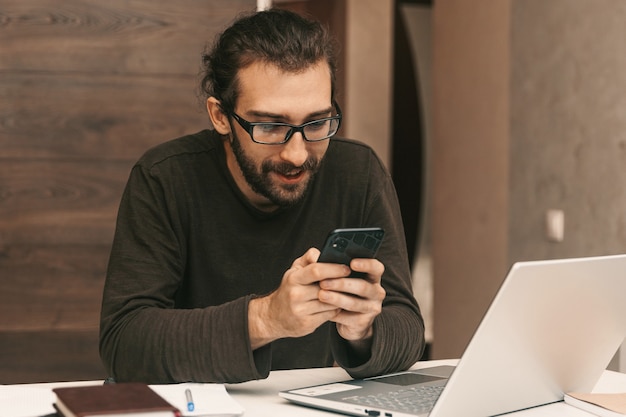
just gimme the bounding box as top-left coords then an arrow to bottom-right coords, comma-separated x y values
262,157 -> 320,175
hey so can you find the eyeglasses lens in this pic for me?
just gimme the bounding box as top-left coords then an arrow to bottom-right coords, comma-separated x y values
251,118 -> 339,144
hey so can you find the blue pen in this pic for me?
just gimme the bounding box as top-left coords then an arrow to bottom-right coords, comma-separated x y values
185,388 -> 195,412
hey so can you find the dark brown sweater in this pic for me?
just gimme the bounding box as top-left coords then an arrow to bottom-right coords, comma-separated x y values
99,130 -> 425,383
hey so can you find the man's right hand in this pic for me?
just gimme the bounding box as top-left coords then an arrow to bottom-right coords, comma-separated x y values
248,248 -> 349,350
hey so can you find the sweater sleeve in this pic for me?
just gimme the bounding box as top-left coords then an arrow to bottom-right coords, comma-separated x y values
99,163 -> 271,383
331,152 -> 426,378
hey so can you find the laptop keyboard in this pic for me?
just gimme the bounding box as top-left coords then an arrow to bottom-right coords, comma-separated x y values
341,384 -> 444,414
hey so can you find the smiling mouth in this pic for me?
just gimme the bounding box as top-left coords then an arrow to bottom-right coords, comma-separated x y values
275,169 -> 306,183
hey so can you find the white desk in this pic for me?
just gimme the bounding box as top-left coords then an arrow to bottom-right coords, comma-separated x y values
226,360 -> 626,416
4,360 -> 626,416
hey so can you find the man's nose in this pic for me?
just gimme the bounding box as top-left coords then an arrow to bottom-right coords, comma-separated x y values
279,132 -> 308,167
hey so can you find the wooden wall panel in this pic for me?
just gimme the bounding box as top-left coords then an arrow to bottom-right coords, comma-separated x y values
0,0 -> 249,75
0,244 -> 108,330
0,330 -> 105,384
0,160 -> 125,245
1,73 -> 208,159
0,0 -> 255,383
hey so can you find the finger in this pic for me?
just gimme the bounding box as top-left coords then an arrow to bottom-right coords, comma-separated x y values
292,297 -> 342,316
318,286 -> 384,314
296,262 -> 351,286
349,258 -> 385,282
280,304 -> 340,338
291,247 -> 320,269
331,309 -> 372,328
319,277 -> 386,301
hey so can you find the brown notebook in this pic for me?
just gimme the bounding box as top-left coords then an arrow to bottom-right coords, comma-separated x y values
53,383 -> 181,417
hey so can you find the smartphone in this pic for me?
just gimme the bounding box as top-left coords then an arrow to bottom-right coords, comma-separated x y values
318,227 -> 385,277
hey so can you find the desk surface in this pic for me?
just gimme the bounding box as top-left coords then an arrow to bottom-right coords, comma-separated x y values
4,360 -> 626,417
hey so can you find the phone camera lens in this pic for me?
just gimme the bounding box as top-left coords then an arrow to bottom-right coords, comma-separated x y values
332,237 -> 349,252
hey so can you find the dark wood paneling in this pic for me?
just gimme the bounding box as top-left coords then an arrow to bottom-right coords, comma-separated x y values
0,0 -> 254,75
0,73 -> 209,160
0,244 -> 109,330
0,0 -> 255,383
0,330 -> 105,384
0,160 -> 127,245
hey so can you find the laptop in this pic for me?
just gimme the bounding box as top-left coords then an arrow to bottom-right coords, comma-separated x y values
280,254 -> 626,417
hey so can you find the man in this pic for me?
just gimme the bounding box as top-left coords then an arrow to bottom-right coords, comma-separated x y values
99,8 -> 425,384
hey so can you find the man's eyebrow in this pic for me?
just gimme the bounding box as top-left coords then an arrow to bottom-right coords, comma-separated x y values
247,106 -> 334,121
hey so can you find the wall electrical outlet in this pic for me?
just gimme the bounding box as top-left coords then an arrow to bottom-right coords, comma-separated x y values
545,209 -> 565,242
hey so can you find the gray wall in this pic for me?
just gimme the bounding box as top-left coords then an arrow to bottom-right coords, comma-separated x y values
432,0 -> 626,360
510,0 -> 626,262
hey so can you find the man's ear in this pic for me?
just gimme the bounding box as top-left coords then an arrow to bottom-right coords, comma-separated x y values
207,97 -> 231,135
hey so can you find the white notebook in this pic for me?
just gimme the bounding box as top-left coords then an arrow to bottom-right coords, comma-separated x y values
565,392 -> 626,417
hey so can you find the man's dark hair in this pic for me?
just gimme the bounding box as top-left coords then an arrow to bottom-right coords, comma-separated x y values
200,8 -> 338,114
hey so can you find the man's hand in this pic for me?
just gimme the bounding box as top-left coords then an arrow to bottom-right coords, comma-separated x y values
248,248 -> 350,350
317,257 -> 386,344
248,248 -> 386,352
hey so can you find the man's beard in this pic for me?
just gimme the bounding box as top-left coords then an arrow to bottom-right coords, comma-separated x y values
230,131 -> 322,207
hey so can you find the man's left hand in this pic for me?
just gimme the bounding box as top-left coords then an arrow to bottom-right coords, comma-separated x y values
317,258 -> 386,342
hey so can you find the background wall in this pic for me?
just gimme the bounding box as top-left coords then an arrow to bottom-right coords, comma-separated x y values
431,0 -> 626,367
343,0 -> 394,165
509,0 -> 626,262
0,0 -> 255,383
431,0 -> 511,359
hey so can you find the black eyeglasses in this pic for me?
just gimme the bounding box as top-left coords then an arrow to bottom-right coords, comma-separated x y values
228,102 -> 342,145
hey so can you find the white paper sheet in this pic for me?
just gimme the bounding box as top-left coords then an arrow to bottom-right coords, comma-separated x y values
0,385 -> 56,417
150,383 -> 244,417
